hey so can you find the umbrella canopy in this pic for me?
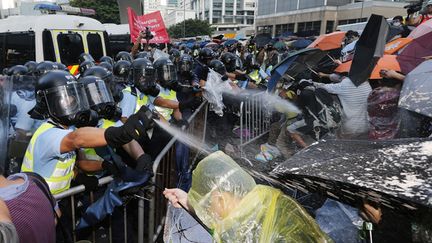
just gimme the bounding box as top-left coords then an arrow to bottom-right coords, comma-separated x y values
335,55 -> 401,79
384,38 -> 413,55
267,48 -> 327,91
271,138 -> 432,211
279,31 -> 295,38
408,18 -> 432,39
291,39 -> 313,49
254,33 -> 272,48
307,32 -> 346,51
399,60 -> 432,118
205,42 -> 219,48
223,38 -> 238,47
348,14 -> 389,86
273,40 -> 287,50
397,32 -> 432,74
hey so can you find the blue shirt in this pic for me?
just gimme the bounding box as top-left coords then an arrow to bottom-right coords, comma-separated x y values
30,123 -> 75,178
119,88 -> 156,118
0,173 -> 29,201
10,92 -> 39,132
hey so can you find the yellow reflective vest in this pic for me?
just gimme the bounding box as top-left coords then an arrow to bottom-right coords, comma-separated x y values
123,86 -> 150,113
155,89 -> 177,121
83,119 -> 117,162
21,122 -> 76,195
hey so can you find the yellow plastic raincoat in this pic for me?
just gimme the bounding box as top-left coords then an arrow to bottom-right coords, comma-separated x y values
188,151 -> 332,243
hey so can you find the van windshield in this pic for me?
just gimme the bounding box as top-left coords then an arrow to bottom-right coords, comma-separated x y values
87,33 -> 104,61
57,32 -> 84,66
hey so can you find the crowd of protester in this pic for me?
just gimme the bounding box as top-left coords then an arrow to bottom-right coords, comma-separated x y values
0,1 -> 432,242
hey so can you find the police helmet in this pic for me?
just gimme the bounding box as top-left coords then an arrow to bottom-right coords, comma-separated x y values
79,60 -> 95,75
115,51 -> 133,62
178,54 -> 194,74
99,56 -> 114,66
79,53 -> 95,64
209,60 -> 227,76
220,52 -> 237,72
153,57 -> 178,89
131,58 -> 159,97
79,75 -> 121,121
32,70 -> 98,127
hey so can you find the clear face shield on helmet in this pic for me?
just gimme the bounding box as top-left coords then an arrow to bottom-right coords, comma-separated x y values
84,79 -> 114,106
43,82 -> 90,117
42,82 -> 98,127
83,79 -> 122,121
135,67 -> 160,97
157,64 -> 178,88
179,60 -> 193,73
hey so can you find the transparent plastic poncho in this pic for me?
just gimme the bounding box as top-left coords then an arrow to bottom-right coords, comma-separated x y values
203,70 -> 232,116
188,151 -> 332,243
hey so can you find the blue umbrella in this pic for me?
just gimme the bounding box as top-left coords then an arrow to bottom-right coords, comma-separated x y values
200,41 -> 210,48
267,55 -> 298,91
267,48 -> 326,91
223,39 -> 238,47
292,39 -> 313,49
279,31 -> 295,38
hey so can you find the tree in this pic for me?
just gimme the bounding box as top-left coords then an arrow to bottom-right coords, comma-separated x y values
168,19 -> 213,39
70,0 -> 120,24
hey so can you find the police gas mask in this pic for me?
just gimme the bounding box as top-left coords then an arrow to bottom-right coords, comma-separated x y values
134,66 -> 160,97
178,55 -> 194,75
132,58 -> 160,96
39,81 -> 99,127
80,76 -> 122,122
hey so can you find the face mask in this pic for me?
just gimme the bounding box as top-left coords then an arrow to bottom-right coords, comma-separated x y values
392,21 -> 401,27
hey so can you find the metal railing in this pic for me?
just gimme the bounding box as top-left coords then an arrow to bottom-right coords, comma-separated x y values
147,101 -> 208,242
239,91 -> 271,158
54,101 -> 208,243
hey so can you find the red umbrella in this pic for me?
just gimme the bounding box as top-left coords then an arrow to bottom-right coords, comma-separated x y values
397,32 -> 432,74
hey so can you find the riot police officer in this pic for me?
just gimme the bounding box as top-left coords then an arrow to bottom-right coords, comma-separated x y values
21,70 -> 153,195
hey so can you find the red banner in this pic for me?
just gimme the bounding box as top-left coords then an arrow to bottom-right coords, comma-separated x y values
127,8 -> 170,44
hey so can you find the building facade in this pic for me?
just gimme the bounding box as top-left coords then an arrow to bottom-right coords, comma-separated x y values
164,8 -> 196,27
256,0 -> 409,36
191,0 -> 256,31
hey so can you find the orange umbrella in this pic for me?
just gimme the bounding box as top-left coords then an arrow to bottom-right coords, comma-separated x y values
384,38 -> 413,54
308,32 -> 346,51
335,55 -> 401,79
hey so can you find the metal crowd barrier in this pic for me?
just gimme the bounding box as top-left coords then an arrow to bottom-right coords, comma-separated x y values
147,101 -> 208,242
54,101 -> 208,243
239,91 -> 271,158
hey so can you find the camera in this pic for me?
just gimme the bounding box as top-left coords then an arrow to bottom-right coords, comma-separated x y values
404,0 -> 424,15
144,27 -> 154,41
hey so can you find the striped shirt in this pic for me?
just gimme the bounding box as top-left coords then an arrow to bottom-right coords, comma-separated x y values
315,77 -> 372,136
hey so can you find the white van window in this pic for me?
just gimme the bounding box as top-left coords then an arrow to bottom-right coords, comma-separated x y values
0,32 -> 36,68
42,30 -> 56,62
87,33 -> 104,61
57,32 -> 84,66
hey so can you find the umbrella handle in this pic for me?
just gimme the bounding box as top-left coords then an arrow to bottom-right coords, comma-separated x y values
152,183 -> 214,236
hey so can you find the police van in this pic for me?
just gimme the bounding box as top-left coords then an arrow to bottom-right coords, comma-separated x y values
0,14 -> 110,74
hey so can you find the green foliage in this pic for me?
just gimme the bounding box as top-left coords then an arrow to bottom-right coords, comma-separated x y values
70,0 -> 120,24
168,19 -> 213,39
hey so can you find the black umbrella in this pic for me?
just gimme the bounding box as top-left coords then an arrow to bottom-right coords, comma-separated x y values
271,138 -> 432,212
254,33 -> 272,48
267,48 -> 327,91
349,14 -> 389,86
399,60 -> 432,118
